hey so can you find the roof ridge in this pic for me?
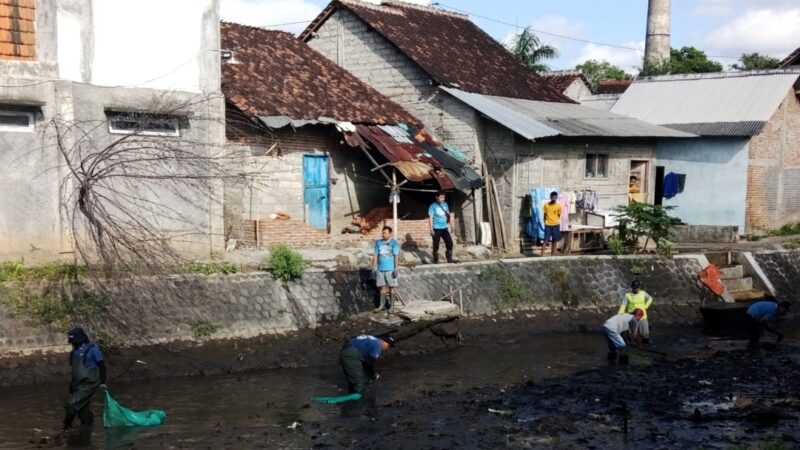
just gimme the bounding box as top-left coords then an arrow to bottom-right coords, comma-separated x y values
338,1 -> 467,19
220,20 -> 295,38
636,68 -> 800,83
540,70 -> 583,77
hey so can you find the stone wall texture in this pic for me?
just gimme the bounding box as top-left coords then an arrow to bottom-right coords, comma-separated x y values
0,254 -> 725,355
753,250 -> 800,302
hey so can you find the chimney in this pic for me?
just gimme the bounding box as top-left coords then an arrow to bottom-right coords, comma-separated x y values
644,0 -> 670,65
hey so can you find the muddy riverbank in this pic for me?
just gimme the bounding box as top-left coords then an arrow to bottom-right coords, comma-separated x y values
0,304 -> 702,387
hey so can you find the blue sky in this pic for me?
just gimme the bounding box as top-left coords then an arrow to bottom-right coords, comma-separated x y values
221,0 -> 800,73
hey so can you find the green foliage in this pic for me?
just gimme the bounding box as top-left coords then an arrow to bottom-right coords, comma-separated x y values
575,59 -> 632,90
607,234 -> 626,255
482,266 -> 535,310
508,27 -> 558,72
784,239 -> 800,250
0,260 -> 85,283
0,286 -> 107,330
267,245 -> 306,281
640,46 -> 723,76
185,260 -> 238,275
190,319 -> 219,339
769,223 -> 800,237
732,53 -> 780,71
613,203 -> 679,254
94,330 -> 124,351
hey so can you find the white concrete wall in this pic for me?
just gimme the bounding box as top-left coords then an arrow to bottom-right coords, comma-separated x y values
56,0 -> 220,93
657,138 -> 749,231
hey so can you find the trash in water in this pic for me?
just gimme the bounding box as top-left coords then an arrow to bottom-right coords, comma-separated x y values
488,408 -> 514,416
287,421 -> 302,430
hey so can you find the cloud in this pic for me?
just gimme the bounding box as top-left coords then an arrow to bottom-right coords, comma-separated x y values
692,0 -> 800,16
220,0 -> 322,34
570,41 -> 645,75
530,15 -> 587,41
703,8 -> 800,57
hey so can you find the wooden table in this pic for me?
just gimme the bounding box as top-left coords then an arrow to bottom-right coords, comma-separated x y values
563,225 -> 604,254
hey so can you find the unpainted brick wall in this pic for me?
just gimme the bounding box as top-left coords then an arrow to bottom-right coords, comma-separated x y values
746,89 -> 800,233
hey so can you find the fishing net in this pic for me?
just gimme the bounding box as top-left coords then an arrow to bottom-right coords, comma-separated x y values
311,393 -> 362,404
103,391 -> 167,428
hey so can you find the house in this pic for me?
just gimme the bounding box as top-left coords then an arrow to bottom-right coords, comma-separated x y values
541,71 -> 593,102
0,0 -> 224,262
579,79 -> 632,112
301,0 -> 691,251
779,47 -> 800,68
611,69 -> 800,234
221,22 -> 481,249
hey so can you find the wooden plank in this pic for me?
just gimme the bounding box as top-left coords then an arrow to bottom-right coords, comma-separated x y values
490,175 -> 508,251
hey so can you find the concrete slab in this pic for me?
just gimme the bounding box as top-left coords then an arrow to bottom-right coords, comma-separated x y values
723,277 -> 753,292
396,301 -> 459,321
719,265 -> 744,279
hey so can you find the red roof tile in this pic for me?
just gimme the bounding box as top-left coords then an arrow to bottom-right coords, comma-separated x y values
541,71 -> 590,93
221,21 -> 420,126
302,1 -> 574,103
595,79 -> 632,94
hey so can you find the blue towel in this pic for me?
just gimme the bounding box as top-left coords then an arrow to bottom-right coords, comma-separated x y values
663,172 -> 680,199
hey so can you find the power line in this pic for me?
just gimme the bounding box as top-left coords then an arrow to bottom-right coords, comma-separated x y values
432,2 -> 740,60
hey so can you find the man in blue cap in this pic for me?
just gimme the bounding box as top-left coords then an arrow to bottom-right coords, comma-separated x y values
746,300 -> 790,348
339,334 -> 395,393
63,327 -> 107,429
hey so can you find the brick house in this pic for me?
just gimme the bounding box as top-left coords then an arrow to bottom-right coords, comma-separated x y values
221,22 -> 480,249
301,0 -> 689,251
611,70 -> 800,234
541,71 -> 593,102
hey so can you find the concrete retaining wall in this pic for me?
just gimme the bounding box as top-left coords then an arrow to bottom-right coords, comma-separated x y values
752,250 -> 800,302
669,225 -> 740,243
0,254 -> 721,356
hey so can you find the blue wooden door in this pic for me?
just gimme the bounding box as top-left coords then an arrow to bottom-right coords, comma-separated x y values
303,154 -> 329,230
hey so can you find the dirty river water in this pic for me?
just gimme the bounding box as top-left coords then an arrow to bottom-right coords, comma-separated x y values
2,326 -> 799,449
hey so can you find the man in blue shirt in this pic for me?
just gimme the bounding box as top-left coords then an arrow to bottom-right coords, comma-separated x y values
64,327 -> 107,429
746,300 -> 790,348
373,226 -> 400,311
339,334 -> 396,393
428,191 -> 454,264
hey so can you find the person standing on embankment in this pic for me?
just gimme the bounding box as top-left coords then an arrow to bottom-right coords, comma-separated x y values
428,191 -> 454,264
63,327 -> 107,429
373,225 -> 400,312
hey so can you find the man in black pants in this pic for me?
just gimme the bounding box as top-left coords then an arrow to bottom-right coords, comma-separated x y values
64,327 -> 107,429
339,334 -> 395,393
428,191 -> 454,264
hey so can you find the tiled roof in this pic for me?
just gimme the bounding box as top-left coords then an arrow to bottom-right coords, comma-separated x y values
778,46 -> 800,68
540,71 -> 590,93
0,0 -> 36,60
301,1 -> 573,103
221,21 -> 419,126
596,79 -> 632,94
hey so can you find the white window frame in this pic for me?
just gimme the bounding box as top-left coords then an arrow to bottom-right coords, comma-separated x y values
106,112 -> 181,137
0,110 -> 35,133
585,153 -> 609,179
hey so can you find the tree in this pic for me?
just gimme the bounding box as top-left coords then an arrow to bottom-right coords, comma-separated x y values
508,27 -> 558,72
732,53 -> 780,71
575,59 -> 632,90
640,46 -> 723,76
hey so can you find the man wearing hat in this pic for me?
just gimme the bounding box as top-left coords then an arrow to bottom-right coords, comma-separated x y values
64,327 -> 107,429
339,334 -> 395,394
618,280 -> 654,343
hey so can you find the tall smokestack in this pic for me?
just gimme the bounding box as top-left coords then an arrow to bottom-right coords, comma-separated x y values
644,0 -> 670,65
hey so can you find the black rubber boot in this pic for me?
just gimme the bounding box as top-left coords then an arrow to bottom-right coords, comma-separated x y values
445,251 -> 453,263
387,293 -> 394,312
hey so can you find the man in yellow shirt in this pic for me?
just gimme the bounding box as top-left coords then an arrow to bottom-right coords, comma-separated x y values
618,280 -> 654,343
541,191 -> 562,256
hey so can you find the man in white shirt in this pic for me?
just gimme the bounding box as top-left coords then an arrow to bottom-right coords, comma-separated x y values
603,308 -> 644,363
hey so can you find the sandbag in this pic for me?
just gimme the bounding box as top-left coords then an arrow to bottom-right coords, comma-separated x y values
699,264 -> 725,297
103,391 -> 167,428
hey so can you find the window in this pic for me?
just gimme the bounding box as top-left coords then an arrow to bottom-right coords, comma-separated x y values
585,153 -> 609,178
107,112 -> 182,137
0,110 -> 35,132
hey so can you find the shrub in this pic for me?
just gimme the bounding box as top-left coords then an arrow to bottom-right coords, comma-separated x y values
607,234 -> 626,255
185,261 -> 238,275
190,319 -> 219,339
268,245 -> 306,281
614,203 -> 679,254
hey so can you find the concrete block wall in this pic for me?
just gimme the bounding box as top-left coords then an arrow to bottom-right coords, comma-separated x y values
0,253 -> 723,355
747,89 -> 800,233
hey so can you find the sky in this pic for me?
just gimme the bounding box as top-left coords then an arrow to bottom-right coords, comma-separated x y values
220,0 -> 800,74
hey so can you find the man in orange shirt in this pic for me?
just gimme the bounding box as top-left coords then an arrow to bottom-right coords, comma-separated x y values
541,191 -> 562,256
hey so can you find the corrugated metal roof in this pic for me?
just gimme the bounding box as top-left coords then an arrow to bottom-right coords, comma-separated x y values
610,69 -> 800,136
441,87 -> 692,139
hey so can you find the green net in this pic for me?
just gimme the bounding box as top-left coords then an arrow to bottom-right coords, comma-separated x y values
103,391 -> 167,428
311,393 -> 362,404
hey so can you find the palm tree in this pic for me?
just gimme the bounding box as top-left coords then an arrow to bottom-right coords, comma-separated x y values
508,27 -> 558,72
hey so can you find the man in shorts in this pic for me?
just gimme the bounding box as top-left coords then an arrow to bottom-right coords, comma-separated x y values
372,226 -> 400,311
541,191 -> 562,256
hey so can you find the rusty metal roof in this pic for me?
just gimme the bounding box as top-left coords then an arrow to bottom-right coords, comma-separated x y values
346,124 -> 483,191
